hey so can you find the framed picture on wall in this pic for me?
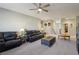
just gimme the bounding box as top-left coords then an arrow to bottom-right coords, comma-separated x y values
48,22 -> 51,26
44,23 -> 47,26
64,23 -> 68,33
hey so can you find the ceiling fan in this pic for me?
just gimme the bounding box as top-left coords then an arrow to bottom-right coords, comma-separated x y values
29,3 -> 50,14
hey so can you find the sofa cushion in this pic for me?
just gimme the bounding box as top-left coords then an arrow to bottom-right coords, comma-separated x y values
5,40 -> 22,49
4,32 -> 17,41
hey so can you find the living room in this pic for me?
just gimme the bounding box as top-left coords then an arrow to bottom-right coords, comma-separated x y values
0,3 -> 79,55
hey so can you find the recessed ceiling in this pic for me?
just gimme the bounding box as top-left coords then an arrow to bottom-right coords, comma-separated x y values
0,3 -> 79,20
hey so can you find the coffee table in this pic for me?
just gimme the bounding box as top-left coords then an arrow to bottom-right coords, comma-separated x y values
41,36 -> 56,47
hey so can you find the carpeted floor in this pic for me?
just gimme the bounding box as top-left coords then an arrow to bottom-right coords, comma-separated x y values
0,39 -> 78,55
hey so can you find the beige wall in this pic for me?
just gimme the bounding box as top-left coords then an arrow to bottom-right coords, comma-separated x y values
0,8 -> 41,32
42,20 -> 54,35
76,16 -> 79,32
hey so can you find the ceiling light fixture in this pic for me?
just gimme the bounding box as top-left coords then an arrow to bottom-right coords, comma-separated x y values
38,8 -> 42,11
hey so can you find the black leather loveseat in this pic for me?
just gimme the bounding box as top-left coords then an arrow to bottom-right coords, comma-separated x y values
26,30 -> 44,42
0,32 -> 22,52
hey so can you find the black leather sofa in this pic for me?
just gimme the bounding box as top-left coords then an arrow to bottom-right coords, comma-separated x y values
76,32 -> 79,54
0,32 -> 22,52
26,30 -> 44,42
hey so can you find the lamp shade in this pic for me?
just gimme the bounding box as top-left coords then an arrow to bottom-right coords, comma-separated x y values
20,28 -> 25,32
18,28 -> 26,37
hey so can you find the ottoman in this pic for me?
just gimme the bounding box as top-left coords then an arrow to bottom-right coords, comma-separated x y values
41,36 -> 56,47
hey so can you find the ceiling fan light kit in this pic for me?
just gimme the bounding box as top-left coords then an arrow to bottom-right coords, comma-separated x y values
38,8 -> 42,12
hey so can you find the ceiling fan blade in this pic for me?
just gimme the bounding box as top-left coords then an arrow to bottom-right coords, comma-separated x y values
42,4 -> 50,8
29,9 -> 37,10
33,3 -> 38,7
39,3 -> 42,7
42,8 -> 48,12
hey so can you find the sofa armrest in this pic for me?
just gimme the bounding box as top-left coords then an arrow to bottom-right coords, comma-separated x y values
0,42 -> 5,52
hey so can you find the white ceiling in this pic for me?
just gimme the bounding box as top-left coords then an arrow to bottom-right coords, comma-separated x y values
0,3 -> 79,20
